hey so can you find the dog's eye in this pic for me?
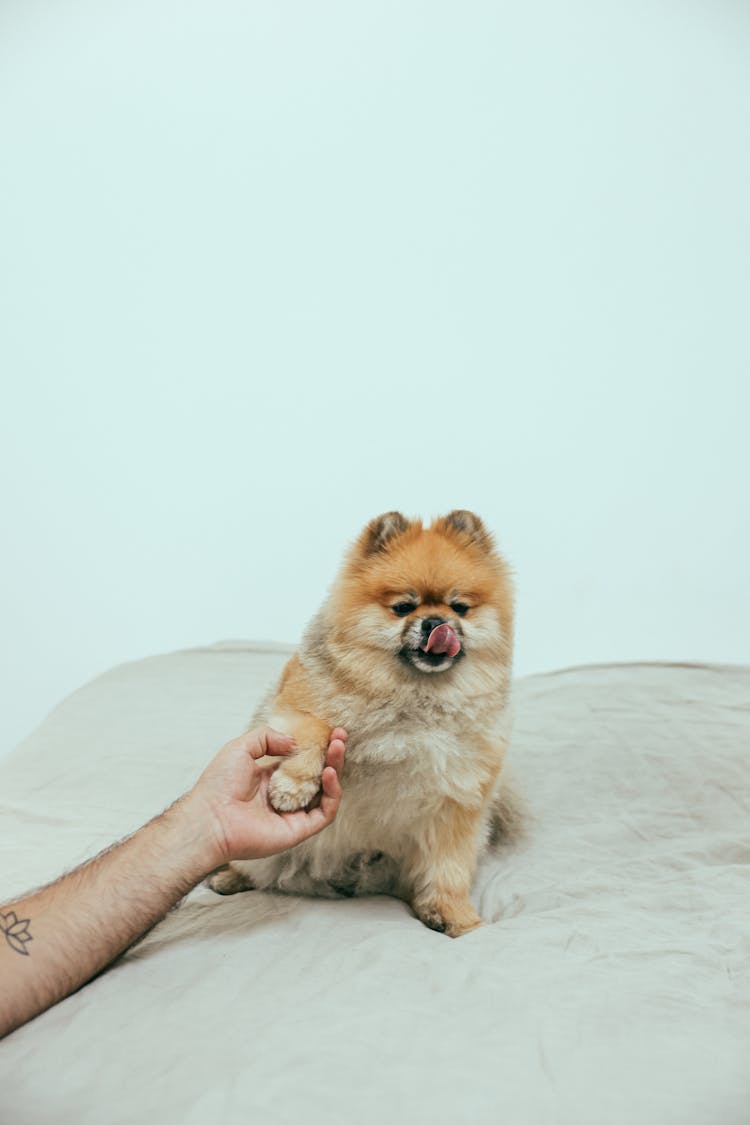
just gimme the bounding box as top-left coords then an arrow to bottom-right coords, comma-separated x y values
451,603 -> 470,616
391,602 -> 416,617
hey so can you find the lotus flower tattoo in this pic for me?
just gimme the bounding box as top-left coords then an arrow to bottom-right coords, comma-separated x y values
0,911 -> 33,956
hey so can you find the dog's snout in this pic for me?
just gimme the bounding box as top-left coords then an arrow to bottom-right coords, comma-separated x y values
420,615 -> 445,637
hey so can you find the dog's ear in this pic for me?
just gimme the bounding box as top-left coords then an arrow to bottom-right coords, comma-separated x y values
359,511 -> 412,555
434,510 -> 493,552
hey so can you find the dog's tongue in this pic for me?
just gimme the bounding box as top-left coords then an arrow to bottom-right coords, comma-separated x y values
423,623 -> 461,658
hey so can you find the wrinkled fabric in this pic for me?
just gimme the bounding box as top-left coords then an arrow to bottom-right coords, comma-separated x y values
0,642 -> 748,1125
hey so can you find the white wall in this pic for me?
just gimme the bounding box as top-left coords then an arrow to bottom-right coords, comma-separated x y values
2,0 -> 749,757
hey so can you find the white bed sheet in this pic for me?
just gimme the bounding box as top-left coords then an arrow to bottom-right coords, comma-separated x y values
0,642 -> 748,1124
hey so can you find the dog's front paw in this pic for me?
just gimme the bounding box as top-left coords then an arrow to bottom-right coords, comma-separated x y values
268,768 -> 321,812
413,897 -> 483,938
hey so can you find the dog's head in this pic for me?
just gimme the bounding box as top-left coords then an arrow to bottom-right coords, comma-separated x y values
326,510 -> 513,685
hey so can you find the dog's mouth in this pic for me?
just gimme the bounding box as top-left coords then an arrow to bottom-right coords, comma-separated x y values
422,623 -> 461,658
400,622 -> 464,674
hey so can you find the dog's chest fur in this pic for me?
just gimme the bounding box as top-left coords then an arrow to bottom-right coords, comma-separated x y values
241,649 -> 509,895
305,647 -> 509,812
342,710 -> 493,807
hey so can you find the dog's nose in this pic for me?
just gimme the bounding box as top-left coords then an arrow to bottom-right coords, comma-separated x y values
420,615 -> 445,638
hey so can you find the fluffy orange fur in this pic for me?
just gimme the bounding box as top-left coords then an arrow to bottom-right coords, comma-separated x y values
208,510 -> 517,937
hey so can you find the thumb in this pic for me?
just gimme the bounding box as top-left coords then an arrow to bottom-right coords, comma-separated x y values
241,727 -> 296,760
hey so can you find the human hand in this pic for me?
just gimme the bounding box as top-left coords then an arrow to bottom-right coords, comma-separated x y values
185,726 -> 347,868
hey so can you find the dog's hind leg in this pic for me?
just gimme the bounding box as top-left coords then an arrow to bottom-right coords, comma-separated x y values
206,864 -> 256,895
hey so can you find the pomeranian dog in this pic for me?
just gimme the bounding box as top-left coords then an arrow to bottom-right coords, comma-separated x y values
208,509 -> 517,937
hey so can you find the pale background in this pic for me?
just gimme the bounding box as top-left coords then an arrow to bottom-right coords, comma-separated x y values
1,0 -> 748,758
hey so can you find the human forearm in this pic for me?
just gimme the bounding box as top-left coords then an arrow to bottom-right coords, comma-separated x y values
0,796 -> 219,1039
0,726 -> 346,1039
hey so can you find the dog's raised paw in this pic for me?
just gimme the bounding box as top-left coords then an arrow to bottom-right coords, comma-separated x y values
268,770 -> 321,812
